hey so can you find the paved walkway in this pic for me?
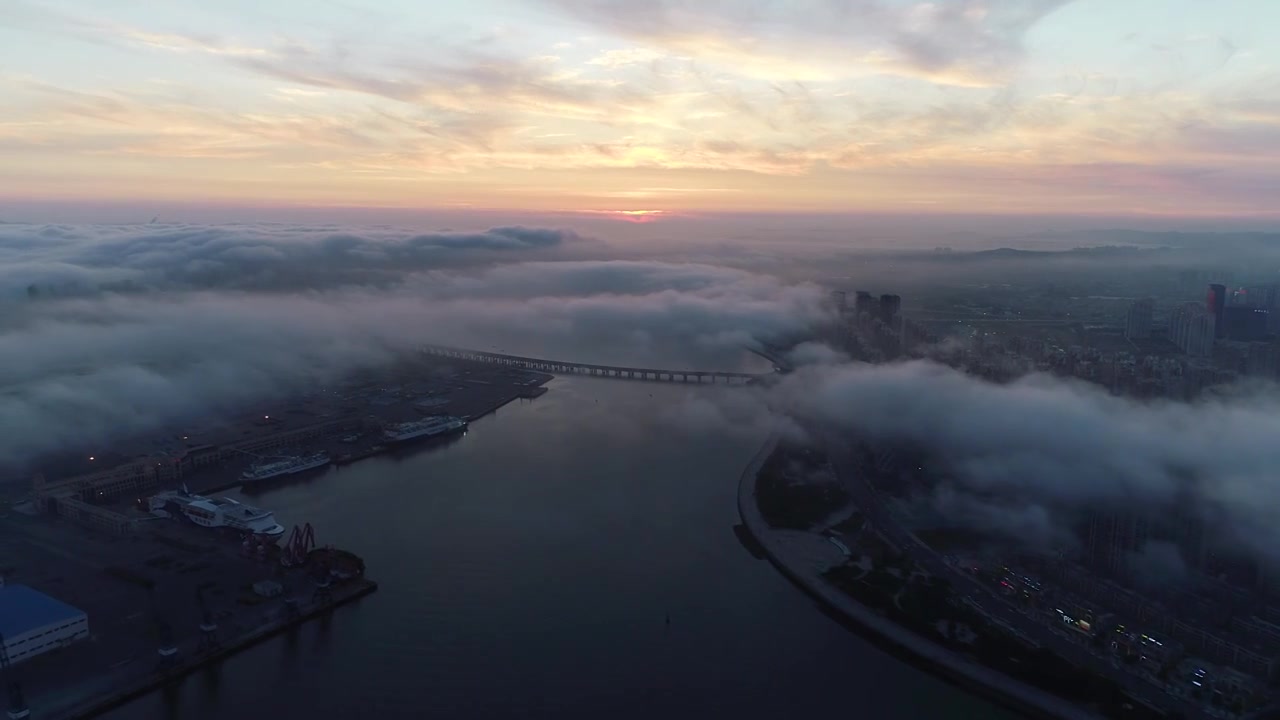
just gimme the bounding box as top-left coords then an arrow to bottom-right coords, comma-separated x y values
736,433 -> 1098,720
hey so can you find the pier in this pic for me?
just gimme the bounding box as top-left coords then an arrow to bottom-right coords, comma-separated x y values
0,511 -> 377,720
419,344 -> 766,385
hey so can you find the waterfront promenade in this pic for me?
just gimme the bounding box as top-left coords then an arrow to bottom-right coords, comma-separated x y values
735,432 -> 1097,720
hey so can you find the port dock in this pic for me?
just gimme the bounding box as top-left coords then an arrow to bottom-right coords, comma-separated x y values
0,510 -> 376,720
0,354 -> 557,719
17,356 -> 554,531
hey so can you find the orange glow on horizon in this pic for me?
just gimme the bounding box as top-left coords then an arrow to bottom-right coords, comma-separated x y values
572,210 -> 672,223
2,2 -> 1278,219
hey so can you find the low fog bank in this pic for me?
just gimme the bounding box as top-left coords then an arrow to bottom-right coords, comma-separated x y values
10,220 -> 1275,296
0,223 -> 831,470
765,358 -> 1280,566
0,223 -> 597,297
10,216 -> 1280,581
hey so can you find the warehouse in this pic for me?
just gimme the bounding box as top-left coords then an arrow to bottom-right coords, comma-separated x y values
0,582 -> 89,665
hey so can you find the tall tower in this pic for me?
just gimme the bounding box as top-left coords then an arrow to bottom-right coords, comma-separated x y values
854,291 -> 874,318
829,290 -> 847,315
1126,298 -> 1154,340
1207,284 -> 1227,339
878,294 -> 901,324
1170,302 -> 1214,358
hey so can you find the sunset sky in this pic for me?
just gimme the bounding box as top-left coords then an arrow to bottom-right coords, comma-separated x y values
3,0 -> 1279,218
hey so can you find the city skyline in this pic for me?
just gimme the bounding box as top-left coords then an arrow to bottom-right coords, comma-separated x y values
5,0 -> 1280,219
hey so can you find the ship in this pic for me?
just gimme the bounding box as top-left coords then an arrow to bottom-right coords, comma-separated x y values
241,452 -> 330,483
146,488 -> 286,541
334,444 -> 387,466
382,415 -> 467,445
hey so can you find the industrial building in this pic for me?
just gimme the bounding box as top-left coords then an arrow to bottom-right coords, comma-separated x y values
0,582 -> 88,665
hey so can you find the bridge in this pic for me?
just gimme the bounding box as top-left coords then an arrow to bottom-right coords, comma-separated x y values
420,344 -> 767,385
749,342 -> 796,373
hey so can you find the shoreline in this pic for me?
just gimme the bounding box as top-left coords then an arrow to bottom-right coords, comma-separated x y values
192,378 -> 549,497
736,432 -> 1097,720
46,579 -> 378,720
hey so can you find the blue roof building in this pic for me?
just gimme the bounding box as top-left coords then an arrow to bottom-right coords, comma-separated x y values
0,583 -> 88,665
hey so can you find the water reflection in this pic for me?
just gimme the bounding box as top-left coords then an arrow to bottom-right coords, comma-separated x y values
104,376 -> 1008,720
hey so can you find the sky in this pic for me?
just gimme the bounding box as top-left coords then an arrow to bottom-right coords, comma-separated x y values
4,0 -> 1280,219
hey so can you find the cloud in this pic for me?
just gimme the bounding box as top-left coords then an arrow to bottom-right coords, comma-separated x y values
232,44 -> 655,123
0,224 -> 831,469
0,223 -> 582,296
770,359 -> 1280,566
8,0 -> 1280,217
585,47 -> 667,68
785,341 -> 849,367
4,0 -> 269,58
546,0 -> 1074,86
1130,541 -> 1190,589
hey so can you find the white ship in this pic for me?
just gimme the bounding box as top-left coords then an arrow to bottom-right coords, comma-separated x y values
241,452 -> 330,482
382,415 -> 467,444
146,489 -> 286,541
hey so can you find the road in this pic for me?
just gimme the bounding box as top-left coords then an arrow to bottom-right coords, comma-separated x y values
820,431 -> 1206,720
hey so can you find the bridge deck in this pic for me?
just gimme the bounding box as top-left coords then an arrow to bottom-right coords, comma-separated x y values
420,344 -> 765,384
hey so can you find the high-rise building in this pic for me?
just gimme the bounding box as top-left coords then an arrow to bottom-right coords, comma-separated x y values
1237,285 -> 1280,333
1126,297 -> 1155,340
1087,511 -> 1148,580
878,293 -> 901,324
830,290 -> 847,315
1245,342 -> 1280,379
1207,284 -> 1228,338
1086,505 -> 1208,584
1223,306 -> 1269,341
1170,302 -> 1215,358
854,291 -> 874,318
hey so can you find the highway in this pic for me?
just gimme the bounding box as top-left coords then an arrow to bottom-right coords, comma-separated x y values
820,431 -> 1206,720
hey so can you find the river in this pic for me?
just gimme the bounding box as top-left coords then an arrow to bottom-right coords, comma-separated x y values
103,375 -> 1011,719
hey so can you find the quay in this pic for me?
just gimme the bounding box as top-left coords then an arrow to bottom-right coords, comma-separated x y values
0,347 -> 564,720
16,357 -> 554,538
52,578 -> 377,720
0,510 -> 378,720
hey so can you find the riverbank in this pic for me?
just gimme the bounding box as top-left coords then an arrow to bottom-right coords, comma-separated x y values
736,432 -> 1097,720
46,579 -> 377,720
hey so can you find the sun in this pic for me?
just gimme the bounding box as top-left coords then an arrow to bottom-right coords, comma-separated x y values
575,209 -> 670,223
